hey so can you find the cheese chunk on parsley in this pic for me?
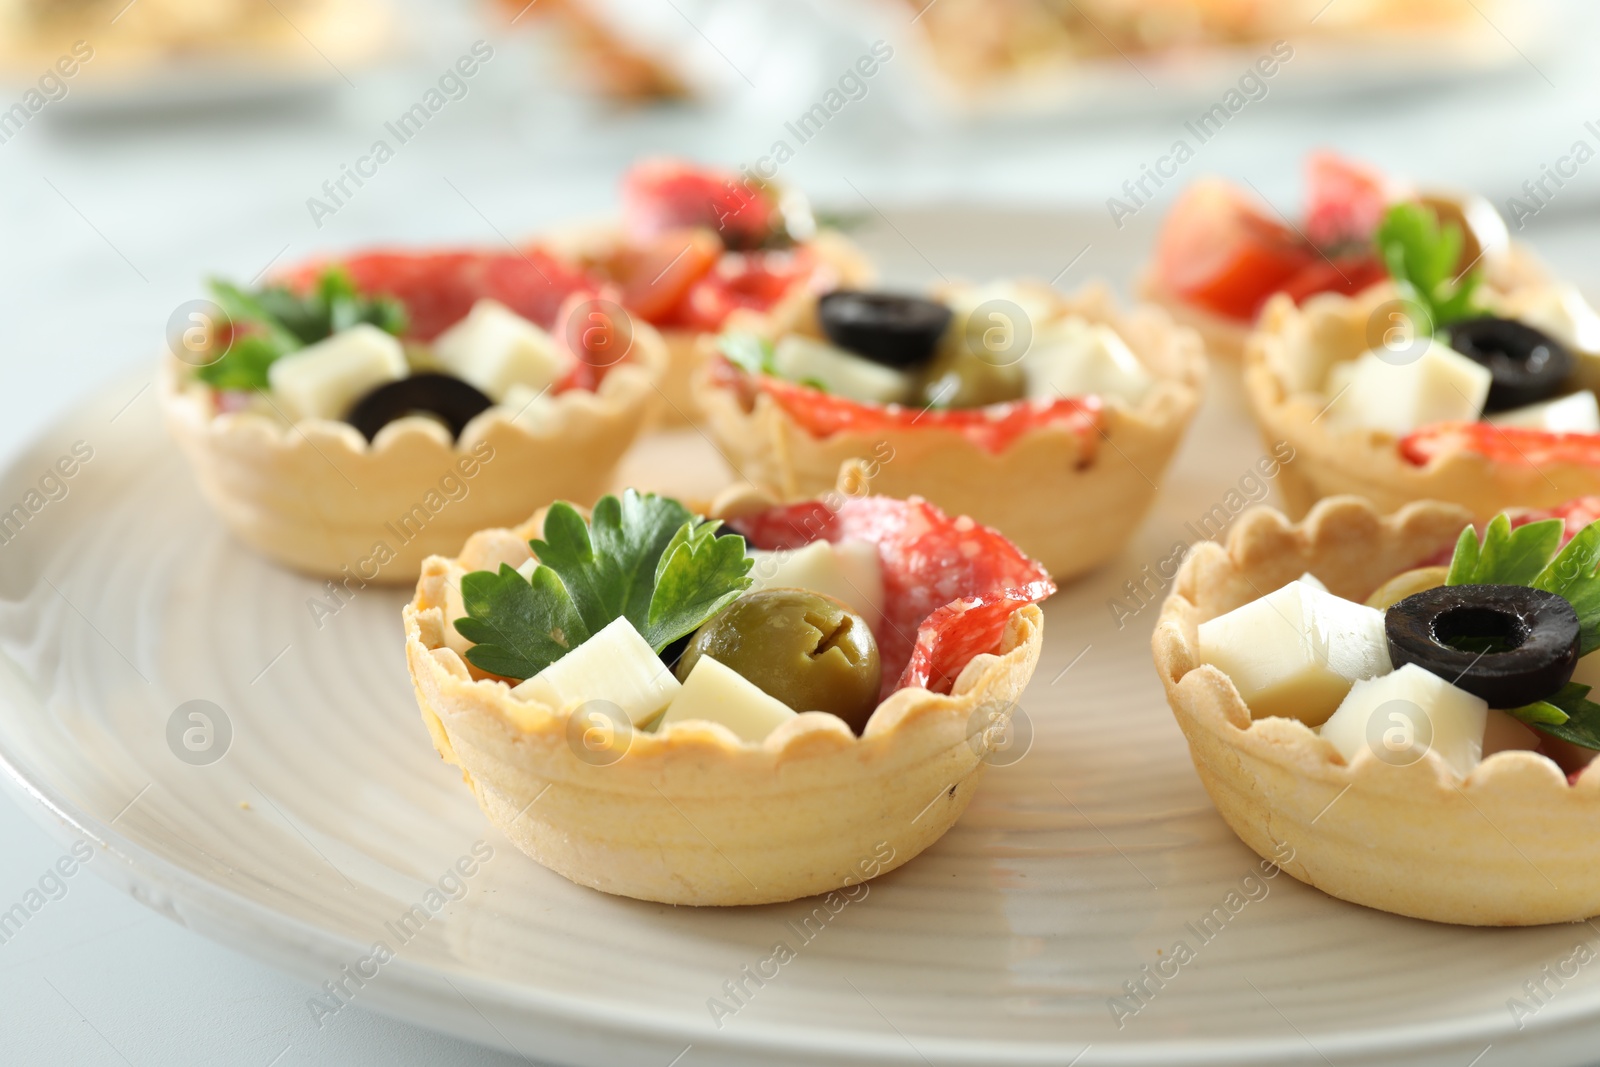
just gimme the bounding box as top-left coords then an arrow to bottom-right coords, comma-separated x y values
266,324 -> 407,422
773,335 -> 912,404
510,616 -> 679,726
433,299 -> 575,401
655,656 -> 798,742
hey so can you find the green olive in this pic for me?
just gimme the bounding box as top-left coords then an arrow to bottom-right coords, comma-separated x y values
676,589 -> 881,733
918,340 -> 1026,409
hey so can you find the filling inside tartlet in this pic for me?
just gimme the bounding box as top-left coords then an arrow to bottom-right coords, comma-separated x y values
440,490 -> 1053,743
574,158 -> 839,333
182,258 -> 628,440
1196,500 -> 1600,783
709,281 -> 1163,452
1150,151 -> 1502,324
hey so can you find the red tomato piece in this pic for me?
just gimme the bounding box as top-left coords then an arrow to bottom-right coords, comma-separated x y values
1304,151 -> 1391,249
1151,179 -> 1315,322
727,495 -> 1055,697
1400,423 -> 1600,469
1277,253 -> 1388,305
280,249 -> 599,340
621,157 -> 779,250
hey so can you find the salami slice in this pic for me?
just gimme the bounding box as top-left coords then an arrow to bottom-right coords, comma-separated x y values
728,496 -> 1054,698
1401,422 -> 1600,470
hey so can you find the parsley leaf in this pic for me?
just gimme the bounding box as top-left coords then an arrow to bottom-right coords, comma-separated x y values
719,332 -> 777,376
1514,682 -> 1600,751
457,491 -> 754,680
644,517 -> 754,649
1445,515 -> 1564,588
1373,202 -> 1484,332
454,564 -> 591,680
195,267 -> 409,391
1533,520 -> 1600,657
531,493 -> 697,638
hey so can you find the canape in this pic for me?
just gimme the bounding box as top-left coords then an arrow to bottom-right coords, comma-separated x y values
1243,199 -> 1600,520
542,158 -> 875,423
1154,494 -> 1600,925
1140,152 -> 1547,361
404,486 -> 1053,906
162,254 -> 665,583
693,278 -> 1205,580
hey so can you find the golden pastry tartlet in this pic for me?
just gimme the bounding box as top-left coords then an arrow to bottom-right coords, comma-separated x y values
1154,495 -> 1600,926
162,253 -> 666,583
1246,278 -> 1600,522
693,279 -> 1204,581
404,487 -> 1052,906
542,158 -> 875,424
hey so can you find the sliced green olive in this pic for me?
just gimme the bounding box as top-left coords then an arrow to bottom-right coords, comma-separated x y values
676,589 -> 881,733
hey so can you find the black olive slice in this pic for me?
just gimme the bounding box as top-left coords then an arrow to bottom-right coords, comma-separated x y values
1385,584 -> 1579,707
817,289 -> 953,369
1442,317 -> 1574,413
345,373 -> 494,442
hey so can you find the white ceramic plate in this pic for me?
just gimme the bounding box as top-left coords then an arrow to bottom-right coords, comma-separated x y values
7,217 -> 1600,1067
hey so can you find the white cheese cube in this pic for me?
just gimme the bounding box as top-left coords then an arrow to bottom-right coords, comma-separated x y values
1023,317 -> 1153,405
1297,572 -> 1328,593
266,324 -> 407,422
655,656 -> 797,742
1502,283 -> 1600,355
1197,579 -> 1391,727
1319,663 -> 1487,780
747,539 -> 885,628
500,382 -> 560,431
1488,391 -> 1600,434
773,335 -> 912,404
511,616 -> 680,727
1332,339 -> 1492,435
433,299 -> 575,401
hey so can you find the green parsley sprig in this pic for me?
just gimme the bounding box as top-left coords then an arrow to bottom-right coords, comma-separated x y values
1444,515 -> 1600,748
453,490 -> 754,681
718,332 -> 777,376
196,267 -> 408,391
1373,202 -> 1484,335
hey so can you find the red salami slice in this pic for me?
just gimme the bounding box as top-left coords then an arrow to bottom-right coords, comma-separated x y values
1401,422 -> 1600,469
712,357 -> 1102,455
728,496 -> 1054,698
1417,496 -> 1600,568
280,249 -> 599,340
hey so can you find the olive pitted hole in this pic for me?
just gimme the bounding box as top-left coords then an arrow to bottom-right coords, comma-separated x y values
345,373 -> 494,442
817,290 -> 953,369
1442,317 -> 1574,413
677,588 -> 882,733
1385,584 -> 1579,708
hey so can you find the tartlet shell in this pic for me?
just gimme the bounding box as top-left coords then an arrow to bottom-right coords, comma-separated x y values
542,225 -> 876,424
403,506 -> 1044,906
693,280 -> 1206,581
1153,495 -> 1600,926
1245,283 -> 1600,521
160,325 -> 667,584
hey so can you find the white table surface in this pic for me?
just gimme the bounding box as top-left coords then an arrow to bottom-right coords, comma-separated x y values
6,1 -> 1600,1063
